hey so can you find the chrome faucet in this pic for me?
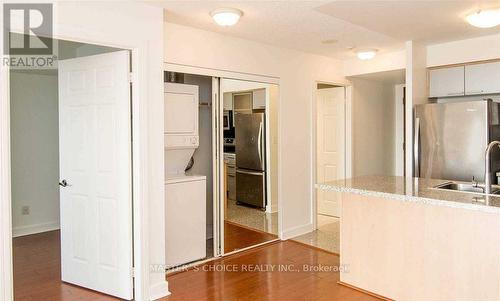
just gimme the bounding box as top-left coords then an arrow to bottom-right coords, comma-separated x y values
472,176 -> 478,187
484,141 -> 500,194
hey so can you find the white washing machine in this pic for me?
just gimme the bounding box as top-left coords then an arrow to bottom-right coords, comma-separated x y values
164,83 -> 207,267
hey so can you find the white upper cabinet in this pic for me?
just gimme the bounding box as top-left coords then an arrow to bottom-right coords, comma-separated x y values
252,88 -> 266,109
465,62 -> 500,95
429,66 -> 465,98
233,92 -> 253,112
223,92 -> 233,110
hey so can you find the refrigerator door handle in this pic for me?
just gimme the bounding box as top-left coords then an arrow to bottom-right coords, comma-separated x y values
257,122 -> 263,165
414,117 -> 420,177
236,169 -> 263,176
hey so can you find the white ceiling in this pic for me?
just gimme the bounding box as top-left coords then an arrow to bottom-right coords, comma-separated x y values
317,1 -> 500,44
156,1 -> 500,60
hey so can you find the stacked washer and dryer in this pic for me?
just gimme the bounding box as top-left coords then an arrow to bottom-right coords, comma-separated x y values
164,82 -> 207,267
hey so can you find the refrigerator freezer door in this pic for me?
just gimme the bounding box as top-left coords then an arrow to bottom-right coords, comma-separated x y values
235,113 -> 265,171
415,101 -> 488,182
236,169 -> 266,208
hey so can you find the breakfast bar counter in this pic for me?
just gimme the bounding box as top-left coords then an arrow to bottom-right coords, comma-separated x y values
317,175 -> 500,301
317,175 -> 500,213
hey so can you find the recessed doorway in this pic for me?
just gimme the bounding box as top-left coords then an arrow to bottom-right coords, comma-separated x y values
293,83 -> 345,254
295,70 -> 406,255
162,73 -> 281,269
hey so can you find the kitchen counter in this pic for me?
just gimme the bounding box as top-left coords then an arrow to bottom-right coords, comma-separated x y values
319,175 -> 500,301
317,175 -> 500,213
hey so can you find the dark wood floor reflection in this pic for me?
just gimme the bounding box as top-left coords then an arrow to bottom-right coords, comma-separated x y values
163,240 -> 383,301
13,230 -> 118,301
224,221 -> 278,253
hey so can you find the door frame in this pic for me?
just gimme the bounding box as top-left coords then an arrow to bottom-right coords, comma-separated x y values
395,84 -> 406,176
163,62 -> 283,245
311,81 -> 351,231
1,37 -> 150,300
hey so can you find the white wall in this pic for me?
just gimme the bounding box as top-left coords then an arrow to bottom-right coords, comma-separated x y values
0,2 -> 166,300
10,72 -> 59,237
343,50 -> 406,77
427,33 -> 500,67
164,22 -> 346,239
350,78 -> 396,177
75,44 -> 119,58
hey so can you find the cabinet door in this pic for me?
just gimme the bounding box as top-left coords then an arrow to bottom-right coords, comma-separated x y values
429,66 -> 464,98
223,92 -> 233,110
252,88 -> 266,109
465,62 -> 500,95
233,92 -> 253,111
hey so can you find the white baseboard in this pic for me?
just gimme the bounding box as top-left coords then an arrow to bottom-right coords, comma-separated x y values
150,280 -> 170,301
12,221 -> 60,238
281,223 -> 314,240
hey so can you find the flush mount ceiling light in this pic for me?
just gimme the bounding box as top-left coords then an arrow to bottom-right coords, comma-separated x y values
210,8 -> 243,26
465,9 -> 500,28
356,49 -> 378,60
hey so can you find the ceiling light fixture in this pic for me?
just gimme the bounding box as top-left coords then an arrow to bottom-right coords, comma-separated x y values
357,49 -> 378,60
210,8 -> 243,26
465,9 -> 500,28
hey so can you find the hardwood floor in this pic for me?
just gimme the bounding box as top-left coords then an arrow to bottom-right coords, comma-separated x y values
162,240 -> 382,301
14,230 -> 383,301
13,230 -> 119,301
224,221 -> 278,253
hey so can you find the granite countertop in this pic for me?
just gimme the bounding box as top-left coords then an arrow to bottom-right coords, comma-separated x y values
317,175 -> 500,213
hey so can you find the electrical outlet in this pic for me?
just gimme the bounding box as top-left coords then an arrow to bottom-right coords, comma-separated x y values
21,206 -> 30,215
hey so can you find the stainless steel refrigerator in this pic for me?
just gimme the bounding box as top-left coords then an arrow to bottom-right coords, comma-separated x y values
414,99 -> 500,183
235,112 -> 266,208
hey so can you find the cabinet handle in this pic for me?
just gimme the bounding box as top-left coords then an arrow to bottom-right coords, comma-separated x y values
236,169 -> 263,176
446,92 -> 464,96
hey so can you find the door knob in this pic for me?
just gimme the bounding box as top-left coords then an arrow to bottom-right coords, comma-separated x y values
59,180 -> 70,187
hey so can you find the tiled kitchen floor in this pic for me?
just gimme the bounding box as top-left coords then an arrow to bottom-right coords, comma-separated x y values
225,201 -> 340,254
225,199 -> 279,235
292,214 -> 340,254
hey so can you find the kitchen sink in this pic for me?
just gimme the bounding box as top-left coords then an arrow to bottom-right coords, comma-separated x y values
434,182 -> 485,193
433,182 -> 500,195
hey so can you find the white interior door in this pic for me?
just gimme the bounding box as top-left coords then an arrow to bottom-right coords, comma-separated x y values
316,87 -> 345,218
58,50 -> 133,300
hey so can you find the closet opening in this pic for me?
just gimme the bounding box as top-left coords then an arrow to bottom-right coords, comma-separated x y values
163,72 -> 281,270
